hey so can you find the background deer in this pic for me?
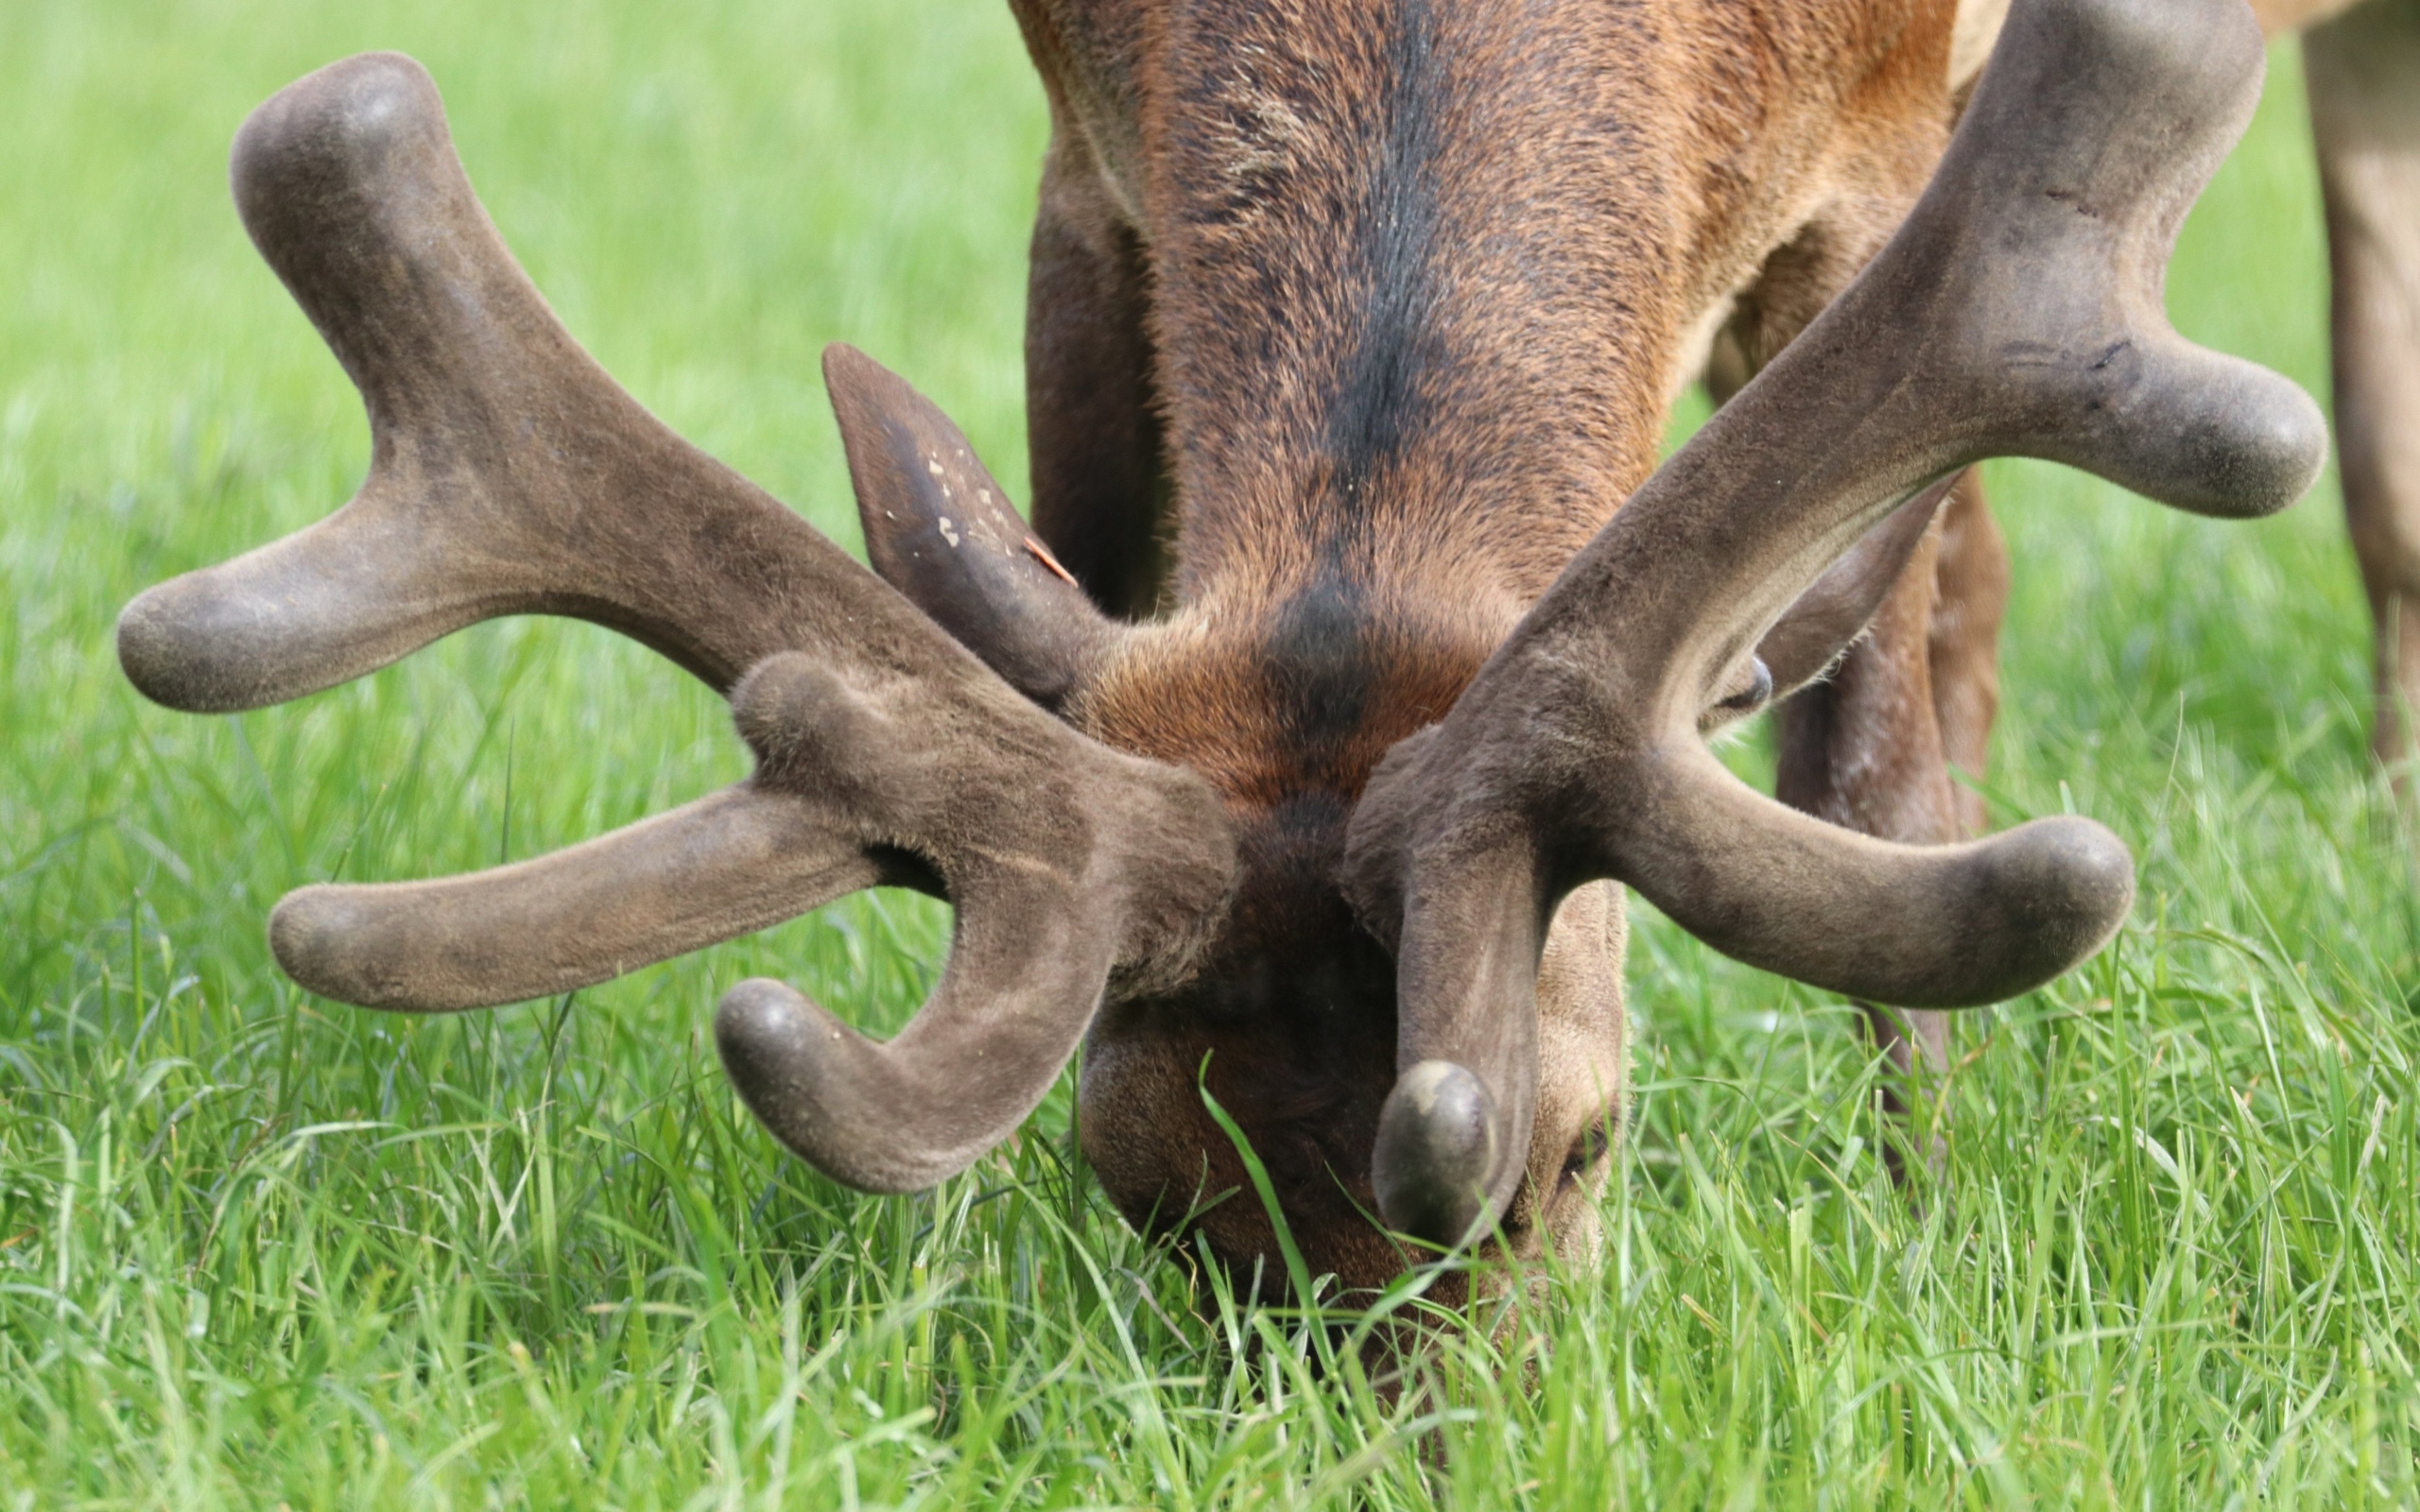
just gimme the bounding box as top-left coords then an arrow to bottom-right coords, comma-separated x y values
118,0 -> 2357,1302
1868,0 -> 2420,1171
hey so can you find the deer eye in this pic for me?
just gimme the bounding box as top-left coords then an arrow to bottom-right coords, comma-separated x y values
1559,1118 -> 1615,1186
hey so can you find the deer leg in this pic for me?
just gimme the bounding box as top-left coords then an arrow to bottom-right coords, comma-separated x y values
1025,132 -> 1170,620
2307,2 -> 2420,779
1770,472 -> 2001,1180
1726,214 -> 1996,1177
1776,516 -> 1961,1179
1929,472 -> 2011,839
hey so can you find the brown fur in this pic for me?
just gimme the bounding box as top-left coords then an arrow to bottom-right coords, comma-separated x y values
994,0 -> 1969,1292
2306,2 -> 2420,776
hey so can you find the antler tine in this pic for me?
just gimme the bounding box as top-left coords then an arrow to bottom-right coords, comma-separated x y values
716,653 -> 1232,1192
274,651 -> 1235,1193
1344,0 -> 2327,1246
268,786 -> 904,1014
116,52 -> 888,708
125,52 -> 1241,1194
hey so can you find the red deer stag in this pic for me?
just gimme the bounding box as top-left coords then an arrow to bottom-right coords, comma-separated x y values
120,0 -> 2329,1297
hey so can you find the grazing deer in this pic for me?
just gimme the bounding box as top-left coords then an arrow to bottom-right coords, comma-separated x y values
2287,1 -> 2420,774
120,0 -> 2340,1301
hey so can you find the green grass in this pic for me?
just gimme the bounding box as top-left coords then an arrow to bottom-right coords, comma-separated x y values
3,2 -> 2416,1505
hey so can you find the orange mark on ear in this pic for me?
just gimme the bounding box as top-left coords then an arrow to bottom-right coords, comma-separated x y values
1026,536 -> 1081,588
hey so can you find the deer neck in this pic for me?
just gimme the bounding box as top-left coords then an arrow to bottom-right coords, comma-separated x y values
1042,0 -> 1963,798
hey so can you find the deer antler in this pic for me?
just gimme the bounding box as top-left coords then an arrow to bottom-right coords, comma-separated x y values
117,53 -> 1235,1194
1342,0 -> 2328,1246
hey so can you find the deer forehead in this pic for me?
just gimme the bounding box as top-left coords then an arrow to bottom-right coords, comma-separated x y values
1066,589 -> 1501,803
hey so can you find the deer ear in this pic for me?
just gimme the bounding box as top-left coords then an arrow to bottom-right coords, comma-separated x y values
824,345 -> 1119,709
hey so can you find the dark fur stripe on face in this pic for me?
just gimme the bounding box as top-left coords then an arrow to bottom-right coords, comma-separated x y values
1019,0 -> 1978,1296
1261,576 -> 1374,764
1322,0 -> 1446,527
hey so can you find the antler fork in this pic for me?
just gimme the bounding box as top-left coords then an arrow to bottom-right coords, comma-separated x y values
117,54 -> 1236,1194
1343,0 -> 2329,1246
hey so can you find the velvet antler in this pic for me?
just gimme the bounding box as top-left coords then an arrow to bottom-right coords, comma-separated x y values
1342,0 -> 2328,1246
116,53 -> 1235,1194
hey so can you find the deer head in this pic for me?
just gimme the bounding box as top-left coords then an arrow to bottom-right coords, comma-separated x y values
121,0 -> 2321,1298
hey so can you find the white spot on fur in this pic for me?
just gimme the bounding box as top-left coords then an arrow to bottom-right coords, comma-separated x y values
938,517 -> 960,548
1216,66 -> 1312,198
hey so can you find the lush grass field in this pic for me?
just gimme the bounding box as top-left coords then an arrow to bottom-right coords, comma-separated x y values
4,2 -> 2416,1505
